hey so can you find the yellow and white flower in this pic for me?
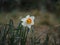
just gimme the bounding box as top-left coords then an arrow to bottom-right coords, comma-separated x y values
21,15 -> 35,28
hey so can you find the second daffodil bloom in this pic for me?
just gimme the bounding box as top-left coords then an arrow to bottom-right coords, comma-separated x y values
21,15 -> 35,28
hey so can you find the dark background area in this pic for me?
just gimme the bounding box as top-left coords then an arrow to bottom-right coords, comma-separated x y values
0,0 -> 59,12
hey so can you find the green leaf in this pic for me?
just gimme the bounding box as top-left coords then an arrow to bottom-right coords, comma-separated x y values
43,34 -> 49,45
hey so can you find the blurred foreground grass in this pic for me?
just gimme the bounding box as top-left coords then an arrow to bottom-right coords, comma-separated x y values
0,17 -> 60,45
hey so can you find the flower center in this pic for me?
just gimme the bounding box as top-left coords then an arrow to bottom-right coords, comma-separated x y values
26,18 -> 32,24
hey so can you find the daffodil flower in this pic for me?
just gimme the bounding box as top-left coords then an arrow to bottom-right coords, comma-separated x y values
21,15 -> 35,28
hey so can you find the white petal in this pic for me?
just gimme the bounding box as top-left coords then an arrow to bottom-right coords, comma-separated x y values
26,15 -> 30,18
31,21 -> 34,25
31,16 -> 35,20
21,18 -> 26,21
27,25 -> 31,28
22,22 -> 26,27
